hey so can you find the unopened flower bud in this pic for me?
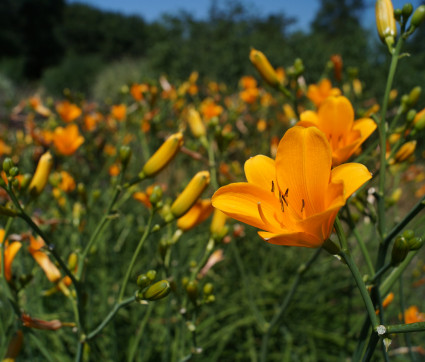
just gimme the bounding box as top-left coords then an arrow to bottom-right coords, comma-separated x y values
391,236 -> 409,266
410,5 -> 425,28
67,252 -> 78,270
9,167 -> 19,177
143,280 -> 171,301
19,173 -> 32,190
375,0 -> 397,44
203,283 -> 214,295
408,236 -> 423,251
393,141 -> 416,163
407,86 -> 421,107
249,48 -> 281,88
119,145 -> 132,166
137,274 -> 151,289
146,270 -> 157,281
187,108 -> 206,138
406,109 -> 416,123
402,229 -> 415,240
186,280 -> 198,303
0,205 -> 18,217
2,157 -> 13,173
413,108 -> 425,130
149,185 -> 163,206
402,3 -> 413,19
210,209 -> 228,239
139,133 -> 183,179
28,151 -> 53,197
170,171 -> 210,218
394,8 -> 402,21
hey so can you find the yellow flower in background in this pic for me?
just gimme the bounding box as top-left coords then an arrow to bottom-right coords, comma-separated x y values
53,124 -> 84,156
307,79 -> 341,107
28,151 -> 53,197
28,235 -> 62,283
111,104 -> 127,121
249,48 -> 281,88
56,100 -> 82,123
0,229 -> 22,281
298,96 -> 377,166
130,83 -> 149,101
186,107 -> 206,138
375,0 -> 397,44
200,98 -> 223,120
212,127 -> 372,247
177,199 -> 214,231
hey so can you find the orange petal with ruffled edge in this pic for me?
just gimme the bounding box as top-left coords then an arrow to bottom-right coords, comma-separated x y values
244,155 -> 277,196
331,163 -> 372,201
275,127 -> 332,217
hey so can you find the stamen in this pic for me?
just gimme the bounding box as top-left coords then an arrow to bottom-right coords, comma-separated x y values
271,180 -> 274,193
284,188 -> 289,197
281,188 -> 289,207
257,202 -> 271,225
301,199 -> 305,213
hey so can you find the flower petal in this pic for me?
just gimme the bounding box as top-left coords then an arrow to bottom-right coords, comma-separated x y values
258,230 -> 323,248
275,126 -> 332,217
331,163 -> 372,201
318,96 -> 354,148
299,110 -> 319,126
353,117 -> 377,141
212,183 -> 283,232
244,155 -> 276,194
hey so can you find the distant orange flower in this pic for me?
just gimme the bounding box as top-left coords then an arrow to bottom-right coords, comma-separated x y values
330,54 -> 343,82
109,164 -> 120,176
52,124 -> 84,156
0,139 -> 12,156
58,171 -> 76,192
200,98 -> 223,120
0,229 -> 22,281
130,83 -> 149,101
133,184 -> 166,208
240,88 -> 259,104
240,75 -> 257,89
307,79 -> 341,107
111,104 -> 127,121
298,96 -> 377,166
56,101 -> 82,123
84,112 -> 103,131
29,96 -> 51,117
403,306 -> 425,324
28,235 -> 61,283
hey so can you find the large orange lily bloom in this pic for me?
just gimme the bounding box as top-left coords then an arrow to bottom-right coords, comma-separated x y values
298,96 -> 377,166
212,126 -> 371,247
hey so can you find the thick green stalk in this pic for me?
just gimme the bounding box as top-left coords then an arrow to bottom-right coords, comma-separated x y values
386,322 -> 425,334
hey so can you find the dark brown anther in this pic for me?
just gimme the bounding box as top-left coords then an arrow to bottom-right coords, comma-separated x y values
271,180 -> 274,193
281,188 -> 289,207
301,199 -> 305,213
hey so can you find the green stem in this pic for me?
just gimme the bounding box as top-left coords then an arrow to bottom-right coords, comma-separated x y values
77,185 -> 122,279
118,208 -> 155,302
260,247 -> 321,362
386,322 -> 425,334
203,135 -> 219,191
190,237 -> 215,281
334,217 -> 349,251
85,296 -> 136,340
399,277 -> 416,361
377,36 -> 404,241
371,263 -> 391,284
339,251 -> 379,329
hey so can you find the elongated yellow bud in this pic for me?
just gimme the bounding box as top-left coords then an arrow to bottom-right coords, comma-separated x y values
28,151 -> 53,196
187,108 -> 206,138
394,140 -> 416,163
139,133 -> 183,178
249,48 -> 281,88
170,171 -> 210,218
210,209 -> 228,236
375,0 -> 397,45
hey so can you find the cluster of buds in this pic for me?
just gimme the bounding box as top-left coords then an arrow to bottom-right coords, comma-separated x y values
182,278 -> 215,306
391,229 -> 423,266
135,270 -> 171,302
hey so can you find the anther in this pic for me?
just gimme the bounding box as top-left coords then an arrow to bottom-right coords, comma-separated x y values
301,199 -> 305,213
271,180 -> 274,193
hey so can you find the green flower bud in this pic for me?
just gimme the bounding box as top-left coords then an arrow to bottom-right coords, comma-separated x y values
406,109 -> 417,123
146,270 -> 157,281
149,185 -> 163,206
407,86 -> 421,107
0,205 -> 18,217
402,229 -> 415,240
391,236 -> 409,266
119,145 -> 132,166
410,5 -> 425,27
19,173 -> 32,190
186,280 -> 198,304
181,276 -> 189,288
203,283 -> 214,295
402,3 -> 413,19
408,236 -> 423,251
9,167 -> 19,177
137,274 -> 151,289
143,280 -> 171,301
394,8 -> 402,21
2,157 -> 13,173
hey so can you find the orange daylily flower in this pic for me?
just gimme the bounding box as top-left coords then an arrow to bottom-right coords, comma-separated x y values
58,170 -> 76,192
200,98 -> 223,120
403,306 -> 425,324
307,79 -> 341,107
0,139 -> 12,156
240,75 -> 257,89
28,235 -> 61,283
111,104 -> 127,121
29,96 -> 51,117
298,96 -> 377,166
177,199 -> 214,231
212,126 -> 372,247
0,229 -> 22,281
84,112 -> 103,131
53,124 -> 84,156
56,101 -> 82,123
240,87 -> 259,104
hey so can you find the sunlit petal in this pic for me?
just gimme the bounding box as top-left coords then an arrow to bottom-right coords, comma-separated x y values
244,155 -> 276,195
258,230 -> 322,247
331,163 -> 372,200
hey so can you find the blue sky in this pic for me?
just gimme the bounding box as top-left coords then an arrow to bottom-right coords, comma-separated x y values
67,0 -> 423,32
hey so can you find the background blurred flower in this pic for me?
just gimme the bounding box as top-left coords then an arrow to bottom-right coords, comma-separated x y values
53,124 -> 84,156
56,100 -> 82,123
